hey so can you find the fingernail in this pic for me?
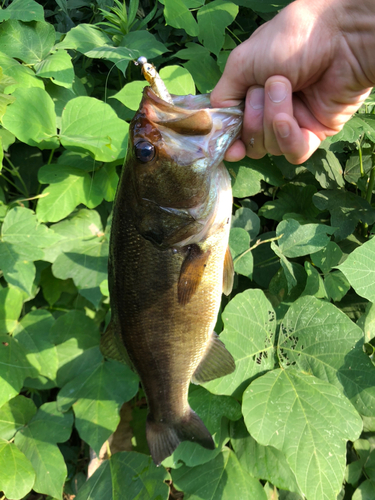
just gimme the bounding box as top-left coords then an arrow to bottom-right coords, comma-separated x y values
249,88 -> 264,110
275,121 -> 290,138
268,82 -> 287,103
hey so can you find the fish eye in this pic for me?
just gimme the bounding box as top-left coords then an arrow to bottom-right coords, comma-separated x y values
134,140 -> 156,163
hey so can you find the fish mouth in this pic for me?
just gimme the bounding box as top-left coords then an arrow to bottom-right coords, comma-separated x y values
136,87 -> 243,167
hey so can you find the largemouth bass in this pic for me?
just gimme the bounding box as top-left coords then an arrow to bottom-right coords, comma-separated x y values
101,63 -> 243,465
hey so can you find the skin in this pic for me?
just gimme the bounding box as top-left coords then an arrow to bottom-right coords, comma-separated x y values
211,0 -> 375,165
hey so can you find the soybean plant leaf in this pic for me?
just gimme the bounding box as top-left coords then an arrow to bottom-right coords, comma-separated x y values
243,369 -> 362,500
324,270 -> 350,302
0,335 -> 38,407
175,41 -> 209,60
93,164 -> 119,202
304,149 -> 345,188
164,0 -> 199,36
119,30 -> 168,61
0,52 -> 44,92
2,87 -> 59,149
197,0 -> 238,56
57,360 -> 139,454
60,96 -> 129,162
0,440 -> 35,500
278,295 -> 375,416
232,207 -> 260,240
75,451 -> 169,500
0,20 -> 55,64
259,184 -> 320,222
34,49 -> 74,88
111,80 -> 145,111
0,68 -> 16,119
172,448 -> 267,500
301,261 -> 327,299
270,242 -> 297,293
311,241 -> 344,274
345,149 -> 373,185
352,480 -> 375,500
358,303 -> 375,342
160,65 -> 195,95
0,396 -> 36,440
14,402 -> 73,499
13,310 -> 57,382
0,286 -> 23,334
57,23 -> 111,53
229,228 -> 253,280
276,219 -> 335,258
231,419 -> 301,495
0,0 -> 44,22
327,115 -> 366,143
37,164 -> 102,223
183,54 -> 221,93
204,289 -> 276,398
313,190 -> 375,241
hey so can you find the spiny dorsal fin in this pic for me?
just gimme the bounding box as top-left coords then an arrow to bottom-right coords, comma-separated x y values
191,331 -> 235,384
223,245 -> 234,296
178,244 -> 210,306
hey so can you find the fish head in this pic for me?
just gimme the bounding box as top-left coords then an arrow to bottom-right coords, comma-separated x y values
127,87 -> 243,210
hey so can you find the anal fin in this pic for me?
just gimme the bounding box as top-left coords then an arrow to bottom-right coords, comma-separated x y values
178,244 -> 210,306
223,245 -> 234,296
100,320 -> 131,367
192,331 -> 235,384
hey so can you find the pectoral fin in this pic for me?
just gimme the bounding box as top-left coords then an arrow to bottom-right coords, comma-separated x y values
100,320 -> 132,367
178,244 -> 210,306
223,245 -> 234,296
191,331 -> 235,384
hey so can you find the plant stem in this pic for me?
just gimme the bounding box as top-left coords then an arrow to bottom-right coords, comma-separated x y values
233,234 -> 283,265
4,156 -> 29,197
47,149 -> 55,164
365,156 -> 375,205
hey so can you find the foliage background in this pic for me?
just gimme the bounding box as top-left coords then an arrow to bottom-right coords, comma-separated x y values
0,0 -> 375,499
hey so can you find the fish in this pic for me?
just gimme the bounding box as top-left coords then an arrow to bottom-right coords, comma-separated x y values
101,61 -> 243,465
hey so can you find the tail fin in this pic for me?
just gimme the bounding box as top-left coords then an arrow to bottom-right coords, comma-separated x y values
146,408 -> 215,465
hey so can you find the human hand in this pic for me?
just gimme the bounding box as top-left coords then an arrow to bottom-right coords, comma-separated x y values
211,0 -> 375,164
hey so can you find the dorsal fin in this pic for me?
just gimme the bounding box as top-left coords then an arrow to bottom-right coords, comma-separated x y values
178,244 -> 210,306
223,245 -> 234,295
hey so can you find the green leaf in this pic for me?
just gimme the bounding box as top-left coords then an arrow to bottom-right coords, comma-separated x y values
111,80 -> 145,111
34,49 -> 74,88
183,54 -> 222,93
311,241 -> 343,274
37,164 -> 102,223
327,115 -> 366,143
338,236 -> 375,301
352,479 -> 375,500
229,227 -> 253,280
278,295 -> 375,416
57,23 -> 111,53
0,0 -> 44,22
13,310 -> 57,382
0,440 -> 35,500
0,395 -> 36,440
232,207 -> 260,240
0,20 -> 55,64
197,0 -> 238,56
2,87 -> 59,149
0,52 -> 44,92
0,334 -> 38,407
93,164 -> 119,202
83,45 -> 137,73
57,360 -> 139,454
14,402 -> 73,499
243,369 -> 362,500
75,451 -> 169,500
301,261 -> 328,299
324,270 -> 350,302
0,286 -> 23,334
276,219 -> 335,258
313,190 -> 375,241
119,30 -> 168,64
0,67 -> 16,120
344,149 -> 373,185
203,289 -> 276,398
357,302 -> 375,342
172,448 -> 267,500
304,149 -> 345,189
159,65 -> 196,95
60,96 -> 129,162
270,242 -> 297,293
163,0 -> 199,36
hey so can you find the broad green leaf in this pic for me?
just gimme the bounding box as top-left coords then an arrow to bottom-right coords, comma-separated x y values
0,335 -> 38,407
172,448 -> 267,500
0,395 -> 36,440
60,96 -> 129,162
357,302 -> 375,342
227,159 -> 264,197
270,242 -> 297,293
327,115 -> 366,143
83,45 -> 138,73
75,451 -> 169,500
118,30 -> 168,71
0,0 -> 44,22
14,402 -> 73,499
0,440 -> 35,500
313,190 -> 375,241
175,41 -> 209,60
160,65 -> 196,95
164,0 -> 199,36
360,114 -> 375,142
338,236 -> 375,302
0,52 -> 44,91
203,289 -> 276,398
93,164 -> 119,202
0,20 -> 55,64
57,360 -> 139,454
301,261 -> 328,299
197,0 -> 238,56
229,227 -> 253,280
34,49 -> 74,88
304,149 -> 345,189
0,286 -> 23,334
57,23 -> 111,53
183,54 -> 221,93
232,207 -> 260,240
0,67 -> 16,120
324,270 -> 350,302
276,219 -> 335,258
2,87 -> 59,149
37,164 -> 102,223
13,310 -> 57,382
311,241 -> 343,274
243,369 -> 362,500
259,184 -> 320,222
111,80 -> 145,111
352,479 -> 375,500
231,419 -> 301,495
278,296 -> 375,416
344,149 -> 373,185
